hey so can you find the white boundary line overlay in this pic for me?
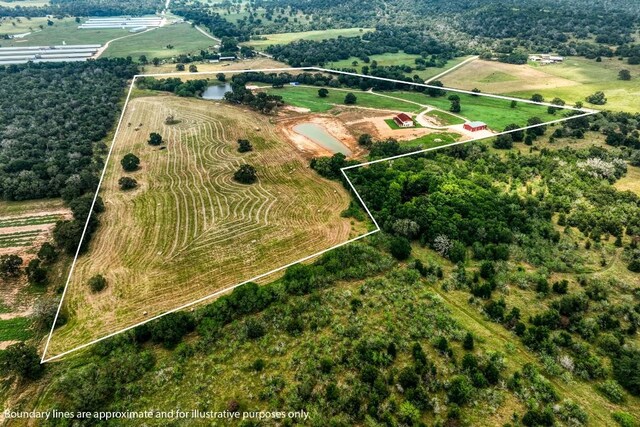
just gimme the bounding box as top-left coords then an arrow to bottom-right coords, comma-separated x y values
41,66 -> 597,363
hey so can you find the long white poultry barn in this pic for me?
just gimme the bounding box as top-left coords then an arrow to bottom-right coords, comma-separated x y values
78,16 -> 163,29
0,45 -> 101,65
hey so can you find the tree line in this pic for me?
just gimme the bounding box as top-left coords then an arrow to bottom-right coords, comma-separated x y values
0,0 -> 164,18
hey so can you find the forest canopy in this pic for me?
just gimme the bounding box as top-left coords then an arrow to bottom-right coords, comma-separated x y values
0,59 -> 138,201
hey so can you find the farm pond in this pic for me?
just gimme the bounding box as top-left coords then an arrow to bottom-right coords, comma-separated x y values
202,83 -> 233,100
293,123 -> 352,155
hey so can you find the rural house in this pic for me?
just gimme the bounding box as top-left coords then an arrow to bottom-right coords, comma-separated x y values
393,113 -> 414,127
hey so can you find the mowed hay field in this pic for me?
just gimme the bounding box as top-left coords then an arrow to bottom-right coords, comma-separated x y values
441,60 -> 577,95
442,58 -> 640,113
47,95 -> 364,357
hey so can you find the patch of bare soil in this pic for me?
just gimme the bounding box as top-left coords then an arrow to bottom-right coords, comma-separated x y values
340,108 -> 444,141
277,110 -> 366,158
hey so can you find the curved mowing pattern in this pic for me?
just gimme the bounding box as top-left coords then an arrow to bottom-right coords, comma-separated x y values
47,96 -> 360,357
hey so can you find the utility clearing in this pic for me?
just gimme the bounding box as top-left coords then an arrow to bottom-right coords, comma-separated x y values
46,94 -> 367,358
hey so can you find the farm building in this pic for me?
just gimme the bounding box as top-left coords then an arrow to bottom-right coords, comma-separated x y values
393,113 -> 414,128
0,45 -> 101,65
529,54 -> 564,64
463,121 -> 488,132
78,16 -> 163,30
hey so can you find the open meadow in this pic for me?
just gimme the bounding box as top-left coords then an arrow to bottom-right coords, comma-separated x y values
102,22 -> 217,60
442,58 -> 640,113
45,94 -> 367,358
329,53 -> 475,81
243,28 -> 372,51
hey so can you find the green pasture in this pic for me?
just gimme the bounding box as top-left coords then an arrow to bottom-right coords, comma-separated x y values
264,85 -> 422,113
402,132 -> 461,149
511,57 -> 640,113
329,53 -> 474,80
390,91 -> 558,130
102,23 -> 216,60
244,27 -> 371,50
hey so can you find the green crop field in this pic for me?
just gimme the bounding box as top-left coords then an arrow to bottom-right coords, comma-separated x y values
46,94 -> 368,359
244,27 -> 372,50
0,198 -> 65,216
102,23 -> 216,60
329,53 -> 474,80
0,17 -> 130,47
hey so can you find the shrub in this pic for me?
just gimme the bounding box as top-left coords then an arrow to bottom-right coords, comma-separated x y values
449,241 -> 467,263
0,343 -> 44,380
611,411 -> 636,427
448,375 -> 473,405
252,359 -> 266,372
149,312 -> 195,348
118,176 -> 138,190
88,274 -> 107,293
237,139 -> 253,152
493,133 -> 513,149
26,259 -> 47,286
245,318 -> 265,339
463,332 -> 474,350
0,254 -> 22,278
120,153 -> 140,171
389,236 -> 411,260
596,380 -> 626,403
344,92 -> 357,104
552,280 -> 569,294
233,164 -> 257,184
148,132 -> 163,146
585,91 -> 607,105
613,350 -> 640,396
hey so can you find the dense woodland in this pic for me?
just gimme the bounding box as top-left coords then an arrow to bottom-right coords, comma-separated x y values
0,60 -> 136,201
0,0 -> 164,17
0,60 -> 137,260
168,0 -> 640,67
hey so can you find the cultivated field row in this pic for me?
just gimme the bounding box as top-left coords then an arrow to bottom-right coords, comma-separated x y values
47,96 -> 365,357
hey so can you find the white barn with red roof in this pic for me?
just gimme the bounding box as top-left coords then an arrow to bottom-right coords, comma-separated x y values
393,113 -> 414,127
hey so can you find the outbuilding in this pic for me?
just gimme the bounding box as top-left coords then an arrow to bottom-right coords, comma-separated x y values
463,121 -> 488,132
393,113 -> 414,128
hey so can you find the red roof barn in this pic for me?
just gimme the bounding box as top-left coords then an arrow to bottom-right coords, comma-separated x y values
463,121 -> 488,132
393,113 -> 414,128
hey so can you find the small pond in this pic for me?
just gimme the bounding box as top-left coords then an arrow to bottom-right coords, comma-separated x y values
202,83 -> 233,100
293,123 -> 352,156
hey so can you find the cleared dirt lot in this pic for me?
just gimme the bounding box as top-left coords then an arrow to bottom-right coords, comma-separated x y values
46,95 -> 366,358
